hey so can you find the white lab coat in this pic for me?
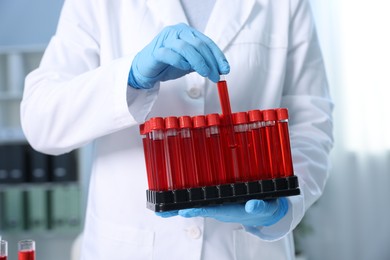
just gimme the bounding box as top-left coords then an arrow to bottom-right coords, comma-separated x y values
21,0 -> 333,259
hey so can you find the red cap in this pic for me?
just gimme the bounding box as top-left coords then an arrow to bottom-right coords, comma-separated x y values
164,116 -> 178,129
149,117 -> 164,130
276,108 -> 289,120
248,110 -> 263,122
206,113 -> 221,126
178,116 -> 192,129
232,112 -> 248,125
262,109 -> 277,121
139,123 -> 145,135
192,115 -> 206,128
144,120 -> 150,133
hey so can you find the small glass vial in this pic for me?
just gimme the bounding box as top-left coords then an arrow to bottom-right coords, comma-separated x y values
0,240 -> 7,260
192,115 -> 211,186
248,110 -> 266,181
206,113 -> 226,185
18,240 -> 35,260
262,109 -> 282,179
164,117 -> 184,190
232,112 -> 252,182
149,117 -> 168,191
276,108 -> 294,177
140,121 -> 155,190
178,116 -> 199,188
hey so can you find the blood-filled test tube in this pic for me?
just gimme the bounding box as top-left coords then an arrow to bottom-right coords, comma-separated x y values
178,116 -> 199,188
276,108 -> 294,177
140,122 -> 155,190
248,110 -> 267,181
232,112 -> 252,182
149,117 -> 169,191
164,117 -> 184,189
0,240 -> 7,260
206,114 -> 226,185
262,109 -> 282,179
18,240 -> 35,260
192,115 -> 211,186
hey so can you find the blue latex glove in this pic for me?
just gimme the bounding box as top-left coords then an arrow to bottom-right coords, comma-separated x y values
128,23 -> 230,89
156,198 -> 288,227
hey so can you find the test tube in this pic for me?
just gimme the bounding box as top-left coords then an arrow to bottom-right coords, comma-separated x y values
206,114 -> 226,185
164,117 -> 184,189
232,112 -> 252,182
149,117 -> 168,191
276,108 -> 294,177
248,110 -> 267,180
262,109 -> 282,179
0,240 -> 7,260
140,121 -> 155,190
178,116 -> 199,188
18,240 -> 35,260
192,115 -> 211,186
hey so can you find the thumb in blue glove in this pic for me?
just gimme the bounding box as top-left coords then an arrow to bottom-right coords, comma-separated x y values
128,23 -> 230,89
177,198 -> 288,227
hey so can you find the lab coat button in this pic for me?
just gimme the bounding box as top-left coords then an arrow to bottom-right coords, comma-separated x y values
187,226 -> 202,239
187,87 -> 201,99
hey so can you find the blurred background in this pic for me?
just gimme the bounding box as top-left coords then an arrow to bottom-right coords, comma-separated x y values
1,0 -> 390,259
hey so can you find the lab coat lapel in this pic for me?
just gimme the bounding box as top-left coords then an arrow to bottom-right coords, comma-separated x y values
146,0 -> 188,27
205,0 -> 256,51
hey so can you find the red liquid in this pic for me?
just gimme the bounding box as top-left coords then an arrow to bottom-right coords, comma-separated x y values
18,250 -> 35,260
142,131 -> 155,190
0,256 -> 7,260
179,129 -> 199,188
206,126 -> 226,185
166,132 -> 184,189
277,120 -> 294,177
263,121 -> 282,179
249,124 -> 267,180
192,127 -> 211,186
150,132 -> 168,191
234,125 -> 251,182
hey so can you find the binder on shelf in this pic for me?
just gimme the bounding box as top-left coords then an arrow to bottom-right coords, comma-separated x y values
48,186 -> 68,232
26,186 -> 48,232
27,146 -> 50,183
0,145 -> 7,184
50,151 -> 78,182
0,144 -> 27,184
65,185 -> 81,231
2,188 -> 26,232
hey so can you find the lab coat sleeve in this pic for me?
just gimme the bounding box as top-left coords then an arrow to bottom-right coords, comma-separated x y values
20,0 -> 158,155
244,0 -> 334,240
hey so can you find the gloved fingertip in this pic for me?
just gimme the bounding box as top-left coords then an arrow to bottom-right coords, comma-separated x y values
155,210 -> 179,218
178,208 -> 201,218
219,60 -> 230,74
245,200 -> 265,214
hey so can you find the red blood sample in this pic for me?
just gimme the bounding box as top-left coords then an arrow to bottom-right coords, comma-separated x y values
165,117 -> 184,189
192,116 -> 211,186
262,109 -> 282,179
140,122 -> 155,190
206,114 -> 226,185
149,117 -> 168,191
276,108 -> 294,177
178,116 -> 199,188
232,112 -> 252,182
248,110 -> 267,180
0,256 -> 6,260
18,251 -> 35,260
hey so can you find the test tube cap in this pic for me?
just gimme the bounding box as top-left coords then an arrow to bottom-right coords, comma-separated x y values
139,123 -> 145,135
206,113 -> 221,126
192,115 -> 206,128
248,110 -> 263,122
178,116 -> 192,129
262,109 -> 277,121
232,112 -> 248,125
165,116 -> 179,129
149,117 -> 165,130
276,108 -> 289,120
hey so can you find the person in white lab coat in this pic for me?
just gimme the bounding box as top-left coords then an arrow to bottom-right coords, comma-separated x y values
20,0 -> 333,259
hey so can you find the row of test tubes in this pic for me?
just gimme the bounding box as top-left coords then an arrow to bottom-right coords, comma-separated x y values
0,239 -> 35,260
140,107 -> 294,192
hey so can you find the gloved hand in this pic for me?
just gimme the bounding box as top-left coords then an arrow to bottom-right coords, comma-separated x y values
156,198 -> 288,227
128,23 -> 230,89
